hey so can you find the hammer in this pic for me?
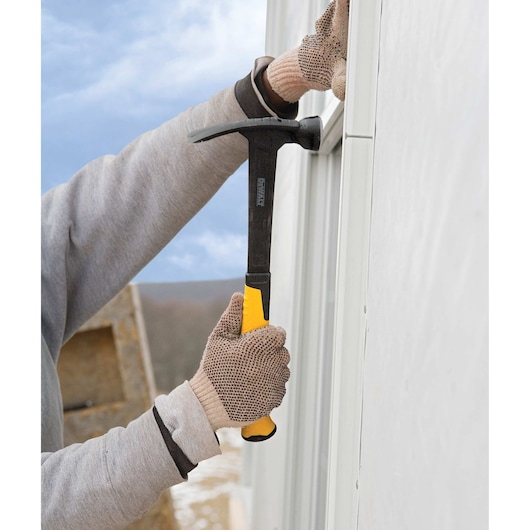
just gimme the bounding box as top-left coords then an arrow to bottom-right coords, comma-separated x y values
189,116 -> 322,441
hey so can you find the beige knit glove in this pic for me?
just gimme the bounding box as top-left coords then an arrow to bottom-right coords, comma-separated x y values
189,293 -> 290,431
266,0 -> 350,102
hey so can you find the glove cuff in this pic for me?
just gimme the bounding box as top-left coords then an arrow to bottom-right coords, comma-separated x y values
235,57 -> 299,119
189,369 -> 231,431
266,47 -> 314,103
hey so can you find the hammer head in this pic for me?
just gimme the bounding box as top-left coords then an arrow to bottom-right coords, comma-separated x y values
188,116 -> 322,152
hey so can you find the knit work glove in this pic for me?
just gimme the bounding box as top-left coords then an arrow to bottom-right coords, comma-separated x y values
266,0 -> 349,102
189,293 -> 290,431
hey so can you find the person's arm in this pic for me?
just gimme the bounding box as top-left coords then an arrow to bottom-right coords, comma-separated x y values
40,60 -> 294,530
41,76 -> 264,359
41,387 -> 210,529
42,293 -> 290,530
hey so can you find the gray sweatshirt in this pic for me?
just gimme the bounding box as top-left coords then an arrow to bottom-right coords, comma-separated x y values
41,57 -> 298,529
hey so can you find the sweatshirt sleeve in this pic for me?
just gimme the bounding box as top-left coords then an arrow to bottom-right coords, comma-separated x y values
42,85 -> 248,358
41,57 -> 297,529
41,383 -> 219,530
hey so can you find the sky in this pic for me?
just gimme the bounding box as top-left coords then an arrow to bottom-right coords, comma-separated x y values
41,0 -> 268,283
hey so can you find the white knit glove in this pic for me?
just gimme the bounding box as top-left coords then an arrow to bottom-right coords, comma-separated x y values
266,0 -> 350,102
189,293 -> 290,431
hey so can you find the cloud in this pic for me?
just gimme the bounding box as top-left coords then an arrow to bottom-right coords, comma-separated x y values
168,229 -> 247,279
42,0 -> 267,117
196,231 -> 246,263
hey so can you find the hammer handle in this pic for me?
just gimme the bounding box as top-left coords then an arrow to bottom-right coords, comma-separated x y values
188,117 -> 322,444
240,283 -> 277,442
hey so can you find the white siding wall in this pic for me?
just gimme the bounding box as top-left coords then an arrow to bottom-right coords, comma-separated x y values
240,1 -> 487,528
358,0 -> 488,527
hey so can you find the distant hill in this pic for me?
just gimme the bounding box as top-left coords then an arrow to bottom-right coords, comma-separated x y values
136,277 -> 245,303
135,278 -> 245,394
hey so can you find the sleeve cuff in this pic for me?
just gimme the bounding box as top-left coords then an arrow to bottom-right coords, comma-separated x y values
235,56 -> 299,119
154,382 -> 222,467
152,405 -> 198,479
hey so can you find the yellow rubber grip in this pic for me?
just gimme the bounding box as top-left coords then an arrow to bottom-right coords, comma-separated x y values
241,284 -> 269,334
241,415 -> 277,442
240,284 -> 276,442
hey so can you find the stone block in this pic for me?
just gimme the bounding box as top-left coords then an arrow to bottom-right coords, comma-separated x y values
57,284 -> 179,530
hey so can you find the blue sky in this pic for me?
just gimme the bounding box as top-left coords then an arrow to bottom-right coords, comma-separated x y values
41,0 -> 268,283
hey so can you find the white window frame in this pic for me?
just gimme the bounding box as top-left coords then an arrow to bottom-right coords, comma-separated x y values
326,0 -> 382,527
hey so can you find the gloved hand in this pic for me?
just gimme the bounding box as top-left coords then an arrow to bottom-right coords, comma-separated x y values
266,0 -> 350,102
189,293 -> 290,431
